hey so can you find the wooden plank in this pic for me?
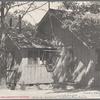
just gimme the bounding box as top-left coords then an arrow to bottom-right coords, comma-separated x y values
22,64 -> 54,84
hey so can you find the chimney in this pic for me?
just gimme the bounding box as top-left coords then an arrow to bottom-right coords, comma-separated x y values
19,15 -> 21,33
48,2 -> 50,10
9,18 -> 12,28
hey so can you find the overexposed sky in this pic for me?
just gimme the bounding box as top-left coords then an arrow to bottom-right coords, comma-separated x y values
9,1 -> 62,25
9,1 -> 91,25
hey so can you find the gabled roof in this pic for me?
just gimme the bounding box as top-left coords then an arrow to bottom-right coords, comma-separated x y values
6,28 -> 54,49
37,9 -> 75,28
38,9 -> 100,49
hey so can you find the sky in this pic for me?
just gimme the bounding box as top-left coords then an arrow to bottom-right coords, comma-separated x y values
9,1 -> 90,26
9,1 -> 62,25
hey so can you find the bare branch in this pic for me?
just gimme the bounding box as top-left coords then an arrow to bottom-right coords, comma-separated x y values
37,8 -> 47,12
21,2 -> 34,19
10,1 -> 31,8
15,2 -> 47,28
27,13 -> 36,24
4,7 -> 11,17
3,2 -> 33,18
26,2 -> 48,13
15,2 -> 34,28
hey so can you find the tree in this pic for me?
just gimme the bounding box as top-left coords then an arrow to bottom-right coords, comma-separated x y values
0,1 -> 47,89
0,1 -> 48,37
60,1 -> 100,31
62,1 -> 100,14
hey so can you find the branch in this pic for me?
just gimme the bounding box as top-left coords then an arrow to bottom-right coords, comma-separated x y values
26,2 -> 48,13
34,8 -> 47,12
4,6 -> 11,17
15,2 -> 34,28
20,4 -> 37,24
15,2 -> 47,28
4,2 -> 32,18
27,13 -> 36,24
21,2 -> 34,19
10,1 -> 31,8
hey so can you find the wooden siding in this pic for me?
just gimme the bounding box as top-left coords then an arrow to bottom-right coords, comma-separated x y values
38,15 -> 100,87
18,49 -> 53,84
5,37 -> 54,84
21,65 -> 53,84
11,49 -> 53,84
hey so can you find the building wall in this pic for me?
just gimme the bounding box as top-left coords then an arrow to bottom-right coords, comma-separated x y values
5,33 -> 59,85
38,16 -> 100,87
5,38 -> 54,84
19,48 -> 53,84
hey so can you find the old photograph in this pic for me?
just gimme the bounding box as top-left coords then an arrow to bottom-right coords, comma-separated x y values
0,0 -> 100,99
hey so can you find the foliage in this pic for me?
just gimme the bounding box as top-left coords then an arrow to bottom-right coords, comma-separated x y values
5,12 -> 35,32
61,1 -> 100,35
62,1 -> 100,14
0,1 -> 43,88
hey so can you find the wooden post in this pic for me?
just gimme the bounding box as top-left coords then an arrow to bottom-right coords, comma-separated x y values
10,18 -> 12,28
19,15 -> 21,34
48,2 -> 50,10
38,50 -> 40,65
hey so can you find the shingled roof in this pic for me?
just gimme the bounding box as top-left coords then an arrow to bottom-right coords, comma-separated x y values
6,28 -> 54,49
38,9 -> 100,49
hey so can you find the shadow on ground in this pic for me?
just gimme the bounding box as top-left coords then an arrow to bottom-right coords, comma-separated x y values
45,85 -> 100,94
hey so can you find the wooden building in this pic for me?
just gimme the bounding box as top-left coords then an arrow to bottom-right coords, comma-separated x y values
5,29 -> 57,87
37,9 -> 100,87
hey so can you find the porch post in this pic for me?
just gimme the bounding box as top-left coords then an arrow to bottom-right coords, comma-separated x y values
37,50 -> 40,65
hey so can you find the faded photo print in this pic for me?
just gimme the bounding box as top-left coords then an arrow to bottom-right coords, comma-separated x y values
0,1 -> 99,99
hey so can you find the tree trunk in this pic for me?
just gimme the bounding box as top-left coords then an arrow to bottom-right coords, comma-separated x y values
1,2 -> 4,28
0,1 -> 7,89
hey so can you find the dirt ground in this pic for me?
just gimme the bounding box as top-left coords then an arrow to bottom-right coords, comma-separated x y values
0,85 -> 100,99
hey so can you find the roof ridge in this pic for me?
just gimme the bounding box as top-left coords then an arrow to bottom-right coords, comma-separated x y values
49,8 -> 70,12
